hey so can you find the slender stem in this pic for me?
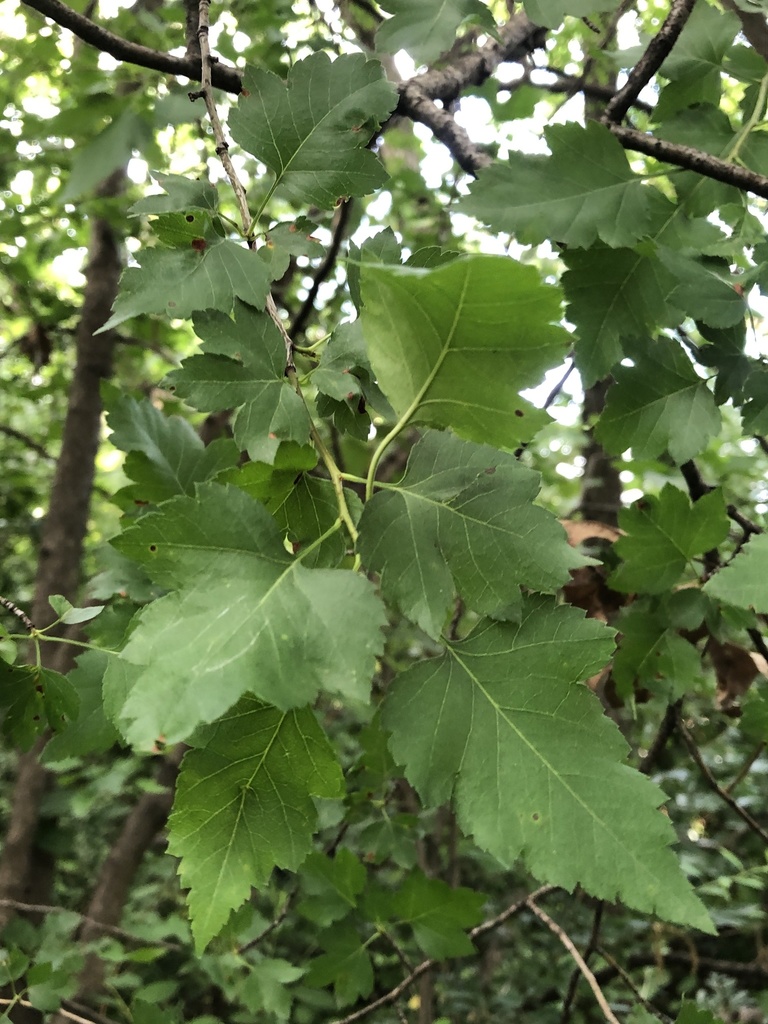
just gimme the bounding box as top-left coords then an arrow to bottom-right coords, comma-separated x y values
366,417 -> 413,500
675,707 -> 768,845
286,371 -> 359,544
728,70 -> 768,164
525,899 -> 620,1024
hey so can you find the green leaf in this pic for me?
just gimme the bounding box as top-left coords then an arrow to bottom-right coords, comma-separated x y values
704,533 -> 768,612
0,664 -> 79,749
167,302 -> 309,463
98,228 -> 270,334
461,122 -> 651,248
48,594 -> 104,625
130,171 -> 219,215
595,340 -> 721,464
313,320 -> 395,440
610,486 -> 729,594
230,53 -> 397,208
240,957 -> 305,1020
656,2 -> 739,107
383,598 -> 712,932
391,873 -> 485,957
376,0 -> 496,65
742,368 -> 768,433
298,849 -> 367,926
108,483 -> 386,745
306,925 -> 374,1005
61,109 -> 152,201
676,1005 -> 727,1024
360,256 -> 570,447
42,652 -> 118,763
107,395 -> 239,502
740,691 -> 768,741
658,250 -> 746,329
168,697 -> 342,951
219,443 -> 319,508
612,605 -> 702,699
358,431 -> 587,638
273,475 -> 360,568
348,228 -> 402,311
563,246 -> 681,384
523,0 -> 618,28
259,218 -> 325,280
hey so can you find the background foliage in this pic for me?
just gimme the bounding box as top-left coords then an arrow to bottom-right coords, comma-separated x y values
2,0 -> 768,1022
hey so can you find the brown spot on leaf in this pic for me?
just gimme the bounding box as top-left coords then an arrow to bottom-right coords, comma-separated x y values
191,238 -> 207,252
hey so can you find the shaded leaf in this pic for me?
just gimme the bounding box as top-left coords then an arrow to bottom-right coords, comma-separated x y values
462,121 -> 651,248
704,533 -> 768,612
360,256 -> 570,447
610,486 -> 729,594
358,431 -> 587,638
391,873 -> 484,958
98,225 -> 270,333
107,394 -> 239,503
108,483 -> 385,744
230,53 -> 397,208
383,597 -> 712,931
167,302 -> 309,463
168,697 -> 342,951
130,171 -> 219,215
376,0 -> 496,65
595,340 -> 721,464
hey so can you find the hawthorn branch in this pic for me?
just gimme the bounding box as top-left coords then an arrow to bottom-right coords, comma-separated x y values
190,0 -> 293,367
560,902 -> 604,1024
0,898 -> 182,951
603,0 -> 698,124
331,884 -> 555,1024
606,122 -> 768,199
675,707 -> 768,845
525,899 -> 620,1024
0,424 -> 54,460
20,0 -> 242,91
0,596 -> 35,634
397,87 -> 491,174
501,70 -> 654,114
290,198 -> 354,337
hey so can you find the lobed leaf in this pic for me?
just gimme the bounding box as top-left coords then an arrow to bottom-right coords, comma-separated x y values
383,598 -> 713,932
168,697 -> 342,951
360,256 -> 570,448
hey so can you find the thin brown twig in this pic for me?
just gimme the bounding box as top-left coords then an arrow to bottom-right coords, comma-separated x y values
525,899 -> 620,1024
595,947 -> 674,1023
0,424 -> 54,460
603,0 -> 698,124
290,198 -> 354,337
675,707 -> 768,845
0,898 -> 182,950
190,0 -> 294,368
638,700 -> 681,775
21,0 -> 241,91
331,885 -> 555,1024
0,998 -> 112,1024
725,742 -> 765,795
0,596 -> 35,633
237,895 -> 293,955
560,902 -> 604,1024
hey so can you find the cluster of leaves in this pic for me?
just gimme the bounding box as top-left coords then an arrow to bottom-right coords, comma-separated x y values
3,0 -> 768,1021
